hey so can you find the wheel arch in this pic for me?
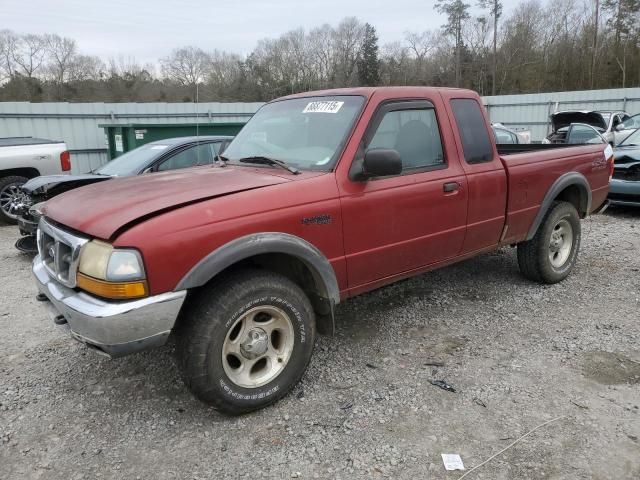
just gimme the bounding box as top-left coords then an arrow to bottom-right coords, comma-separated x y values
525,172 -> 591,241
0,167 -> 41,179
175,233 -> 340,335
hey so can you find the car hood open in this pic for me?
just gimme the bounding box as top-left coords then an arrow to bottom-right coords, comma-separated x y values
43,166 -> 296,240
550,111 -> 608,132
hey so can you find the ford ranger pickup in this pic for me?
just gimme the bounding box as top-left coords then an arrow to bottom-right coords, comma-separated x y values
32,87 -> 612,415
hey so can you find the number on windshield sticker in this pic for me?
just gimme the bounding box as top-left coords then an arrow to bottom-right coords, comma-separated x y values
302,101 -> 344,114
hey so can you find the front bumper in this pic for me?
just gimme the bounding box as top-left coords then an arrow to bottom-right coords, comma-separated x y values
33,255 -> 187,357
608,179 -> 640,207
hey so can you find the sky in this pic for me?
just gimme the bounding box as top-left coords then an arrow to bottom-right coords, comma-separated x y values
3,0 -> 520,66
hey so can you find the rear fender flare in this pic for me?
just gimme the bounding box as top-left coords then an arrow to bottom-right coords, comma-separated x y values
525,172 -> 592,240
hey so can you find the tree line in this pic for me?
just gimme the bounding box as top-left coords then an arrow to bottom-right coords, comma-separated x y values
1,0 -> 639,103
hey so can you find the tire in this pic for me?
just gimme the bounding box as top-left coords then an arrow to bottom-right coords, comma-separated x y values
517,201 -> 581,284
175,269 -> 316,415
0,176 -> 29,225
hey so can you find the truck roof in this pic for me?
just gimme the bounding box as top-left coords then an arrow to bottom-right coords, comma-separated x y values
0,137 -> 63,147
276,86 -> 470,102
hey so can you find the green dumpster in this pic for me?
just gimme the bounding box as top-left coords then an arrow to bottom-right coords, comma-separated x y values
100,122 -> 246,159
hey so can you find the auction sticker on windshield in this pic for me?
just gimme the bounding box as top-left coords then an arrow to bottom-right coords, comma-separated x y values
303,101 -> 344,114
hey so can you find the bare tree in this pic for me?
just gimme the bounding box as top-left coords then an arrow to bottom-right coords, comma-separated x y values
332,17 -> 365,86
404,30 -> 436,81
161,46 -> 209,86
0,30 -> 19,82
11,33 -> 47,78
45,34 -> 77,84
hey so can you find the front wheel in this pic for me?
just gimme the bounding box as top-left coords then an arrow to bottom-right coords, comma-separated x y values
517,201 -> 581,284
175,269 -> 316,415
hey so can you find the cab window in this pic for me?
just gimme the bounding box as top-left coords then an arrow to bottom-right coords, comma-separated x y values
368,108 -> 444,171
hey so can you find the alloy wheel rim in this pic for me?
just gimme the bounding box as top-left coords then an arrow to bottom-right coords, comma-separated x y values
222,305 -> 295,388
0,184 -> 28,219
548,218 -> 573,268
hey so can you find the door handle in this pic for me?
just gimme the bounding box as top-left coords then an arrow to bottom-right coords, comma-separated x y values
443,182 -> 460,193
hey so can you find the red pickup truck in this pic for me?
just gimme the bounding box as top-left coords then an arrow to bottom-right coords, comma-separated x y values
33,87 -> 612,414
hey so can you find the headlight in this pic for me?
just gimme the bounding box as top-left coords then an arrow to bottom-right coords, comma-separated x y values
78,240 -> 147,299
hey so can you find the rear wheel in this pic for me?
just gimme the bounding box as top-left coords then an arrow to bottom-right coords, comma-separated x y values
517,201 -> 581,284
175,269 -> 315,415
0,176 -> 29,224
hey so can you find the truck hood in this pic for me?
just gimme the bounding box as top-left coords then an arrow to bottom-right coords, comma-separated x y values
22,174 -> 112,197
550,111 -> 607,132
43,166 -> 293,240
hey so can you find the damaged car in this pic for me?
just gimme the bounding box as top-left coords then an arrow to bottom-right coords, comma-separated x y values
15,135 -> 232,253
609,127 -> 640,207
544,110 -> 630,145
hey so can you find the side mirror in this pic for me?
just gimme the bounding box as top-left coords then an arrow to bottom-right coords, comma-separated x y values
614,124 -> 624,132
141,167 -> 152,174
361,148 -> 402,179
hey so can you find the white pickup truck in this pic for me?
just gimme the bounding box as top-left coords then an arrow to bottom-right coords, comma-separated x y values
0,137 -> 70,224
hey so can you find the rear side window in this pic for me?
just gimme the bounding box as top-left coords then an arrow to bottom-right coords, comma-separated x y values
450,99 -> 494,164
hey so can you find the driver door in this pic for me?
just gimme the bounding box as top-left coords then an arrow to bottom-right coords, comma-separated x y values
338,99 -> 468,291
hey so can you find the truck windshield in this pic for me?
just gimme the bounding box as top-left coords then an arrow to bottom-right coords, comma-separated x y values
96,144 -> 169,176
223,95 -> 365,171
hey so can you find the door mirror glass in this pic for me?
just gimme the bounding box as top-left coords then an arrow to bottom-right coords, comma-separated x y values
362,148 -> 402,178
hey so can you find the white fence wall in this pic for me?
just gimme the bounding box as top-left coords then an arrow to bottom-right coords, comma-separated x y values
482,88 -> 640,142
0,102 -> 263,173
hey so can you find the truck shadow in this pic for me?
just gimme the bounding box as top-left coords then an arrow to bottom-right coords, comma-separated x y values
604,204 -> 640,219
333,247 -> 525,342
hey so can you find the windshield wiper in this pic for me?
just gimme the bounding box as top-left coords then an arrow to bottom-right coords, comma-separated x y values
238,156 -> 300,174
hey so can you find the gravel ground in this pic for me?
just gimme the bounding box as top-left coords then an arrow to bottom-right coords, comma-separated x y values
1,208 -> 639,480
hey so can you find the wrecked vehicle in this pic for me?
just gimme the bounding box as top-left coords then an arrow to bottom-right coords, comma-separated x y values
15,136 -> 232,253
32,87 -> 611,415
544,110 -> 630,144
609,127 -> 640,207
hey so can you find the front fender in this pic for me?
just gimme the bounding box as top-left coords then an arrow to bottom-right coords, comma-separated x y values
175,232 -> 340,307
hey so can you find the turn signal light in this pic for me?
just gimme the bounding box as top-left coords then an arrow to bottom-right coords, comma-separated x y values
77,273 -> 148,300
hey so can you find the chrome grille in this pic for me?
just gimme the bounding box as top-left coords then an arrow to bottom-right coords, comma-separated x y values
37,219 -> 88,287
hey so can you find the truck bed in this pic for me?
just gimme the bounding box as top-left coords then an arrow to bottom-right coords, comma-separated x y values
499,142 -> 610,244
